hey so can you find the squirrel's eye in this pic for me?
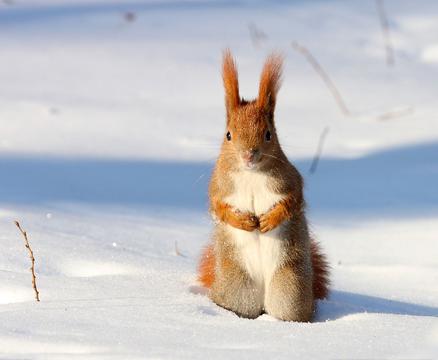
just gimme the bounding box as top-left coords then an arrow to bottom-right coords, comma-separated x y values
265,130 -> 271,142
226,131 -> 232,141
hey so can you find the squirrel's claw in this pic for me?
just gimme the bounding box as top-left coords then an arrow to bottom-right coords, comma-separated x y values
259,213 -> 278,233
232,211 -> 259,232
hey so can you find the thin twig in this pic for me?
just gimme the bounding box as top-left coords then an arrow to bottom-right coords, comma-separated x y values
292,42 -> 350,116
14,221 -> 40,302
193,172 -> 206,185
376,106 -> 414,121
376,0 -> 395,66
174,241 -> 183,257
248,22 -> 268,48
309,126 -> 330,175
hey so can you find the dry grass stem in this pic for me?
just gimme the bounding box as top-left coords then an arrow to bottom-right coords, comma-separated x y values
248,23 -> 268,48
175,241 -> 183,257
14,221 -> 40,302
292,42 -> 350,116
309,126 -> 330,175
376,0 -> 395,66
376,106 -> 414,121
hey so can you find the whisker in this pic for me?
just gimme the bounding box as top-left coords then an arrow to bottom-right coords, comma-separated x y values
260,152 -> 289,166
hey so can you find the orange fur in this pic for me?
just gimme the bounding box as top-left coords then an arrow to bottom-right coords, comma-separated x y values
211,197 -> 259,232
198,240 -> 330,300
257,54 -> 283,111
259,192 -> 303,233
198,243 -> 215,288
222,49 -> 240,114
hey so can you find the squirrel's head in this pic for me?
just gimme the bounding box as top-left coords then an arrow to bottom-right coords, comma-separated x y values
221,50 -> 283,171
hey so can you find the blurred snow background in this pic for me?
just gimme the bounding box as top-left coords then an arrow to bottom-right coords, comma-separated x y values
0,0 -> 437,358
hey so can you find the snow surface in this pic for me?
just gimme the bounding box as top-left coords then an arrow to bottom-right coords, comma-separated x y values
0,0 -> 437,358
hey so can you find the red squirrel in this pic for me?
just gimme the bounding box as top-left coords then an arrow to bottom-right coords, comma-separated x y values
198,50 -> 329,322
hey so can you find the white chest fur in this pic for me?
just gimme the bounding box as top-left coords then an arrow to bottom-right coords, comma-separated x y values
224,170 -> 286,301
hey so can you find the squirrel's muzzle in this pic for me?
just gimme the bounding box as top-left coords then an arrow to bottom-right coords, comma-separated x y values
242,148 -> 261,168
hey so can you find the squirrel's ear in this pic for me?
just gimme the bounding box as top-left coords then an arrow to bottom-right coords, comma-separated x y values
222,49 -> 240,116
257,53 -> 283,113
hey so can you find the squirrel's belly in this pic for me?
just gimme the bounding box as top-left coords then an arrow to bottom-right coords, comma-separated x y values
227,225 -> 285,295
224,170 -> 286,294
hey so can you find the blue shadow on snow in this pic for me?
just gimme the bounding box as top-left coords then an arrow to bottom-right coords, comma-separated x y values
0,141 -> 437,218
316,290 -> 438,321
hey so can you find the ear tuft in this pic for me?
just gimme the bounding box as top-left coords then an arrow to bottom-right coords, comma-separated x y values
258,53 -> 283,112
222,49 -> 240,113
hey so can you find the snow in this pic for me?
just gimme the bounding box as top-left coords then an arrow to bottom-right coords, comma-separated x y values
421,44 -> 438,63
0,0 -> 437,358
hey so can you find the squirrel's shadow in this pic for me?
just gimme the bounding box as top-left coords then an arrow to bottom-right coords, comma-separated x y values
315,290 -> 438,322
189,286 -> 438,321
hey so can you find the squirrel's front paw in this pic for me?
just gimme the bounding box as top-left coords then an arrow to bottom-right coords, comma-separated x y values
231,211 -> 259,232
259,212 -> 282,233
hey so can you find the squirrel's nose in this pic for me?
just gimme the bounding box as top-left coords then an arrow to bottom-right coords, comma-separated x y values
242,148 -> 259,162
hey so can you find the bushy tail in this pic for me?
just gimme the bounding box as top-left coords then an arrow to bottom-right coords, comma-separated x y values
311,241 -> 330,299
198,241 -> 330,299
198,243 -> 215,288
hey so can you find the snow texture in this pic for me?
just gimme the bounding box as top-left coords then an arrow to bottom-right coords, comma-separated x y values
0,0 -> 437,358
